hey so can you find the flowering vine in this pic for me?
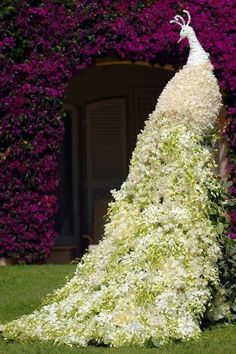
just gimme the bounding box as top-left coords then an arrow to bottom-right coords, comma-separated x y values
0,0 -> 235,263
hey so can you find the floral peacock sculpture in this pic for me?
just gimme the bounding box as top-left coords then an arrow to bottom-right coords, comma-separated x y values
1,10 -> 230,348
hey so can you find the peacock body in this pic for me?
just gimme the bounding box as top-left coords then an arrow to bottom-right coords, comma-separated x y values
1,10 -> 228,348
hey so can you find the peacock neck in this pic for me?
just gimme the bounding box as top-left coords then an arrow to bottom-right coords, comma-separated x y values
186,31 -> 210,66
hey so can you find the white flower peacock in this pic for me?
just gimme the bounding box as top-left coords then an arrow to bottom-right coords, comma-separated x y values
2,10 -> 228,348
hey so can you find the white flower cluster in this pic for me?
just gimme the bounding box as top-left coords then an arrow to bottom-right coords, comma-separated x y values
2,122 -> 226,347
152,62 -> 222,136
2,58 -> 225,348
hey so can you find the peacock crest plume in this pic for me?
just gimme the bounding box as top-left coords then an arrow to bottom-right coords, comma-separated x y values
170,10 -> 210,66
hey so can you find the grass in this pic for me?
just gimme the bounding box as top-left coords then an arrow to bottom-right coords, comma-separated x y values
0,264 -> 235,354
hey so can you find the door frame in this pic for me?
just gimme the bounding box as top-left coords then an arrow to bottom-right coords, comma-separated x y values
60,103 -> 82,253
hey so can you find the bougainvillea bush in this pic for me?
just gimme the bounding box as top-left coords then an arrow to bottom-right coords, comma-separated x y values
0,0 -> 235,265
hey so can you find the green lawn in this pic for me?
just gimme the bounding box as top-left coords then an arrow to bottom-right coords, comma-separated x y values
0,264 -> 235,354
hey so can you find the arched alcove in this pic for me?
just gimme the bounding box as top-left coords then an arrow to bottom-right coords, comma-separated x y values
50,62 -> 174,262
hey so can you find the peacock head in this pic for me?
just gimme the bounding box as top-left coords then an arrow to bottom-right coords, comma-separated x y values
170,10 -> 195,43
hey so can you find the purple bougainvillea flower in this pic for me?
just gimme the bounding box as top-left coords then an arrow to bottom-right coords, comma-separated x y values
229,233 -> 236,240
230,211 -> 236,224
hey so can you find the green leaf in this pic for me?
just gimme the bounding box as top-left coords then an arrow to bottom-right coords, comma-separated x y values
216,222 -> 225,234
222,180 -> 233,188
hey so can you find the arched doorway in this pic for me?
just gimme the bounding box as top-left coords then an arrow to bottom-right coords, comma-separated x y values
52,62 -> 174,262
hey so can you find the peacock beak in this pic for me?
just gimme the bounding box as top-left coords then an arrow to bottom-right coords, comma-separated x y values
178,37 -> 183,43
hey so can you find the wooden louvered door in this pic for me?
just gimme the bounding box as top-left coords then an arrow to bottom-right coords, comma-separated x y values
129,88 -> 160,154
85,98 -> 127,244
